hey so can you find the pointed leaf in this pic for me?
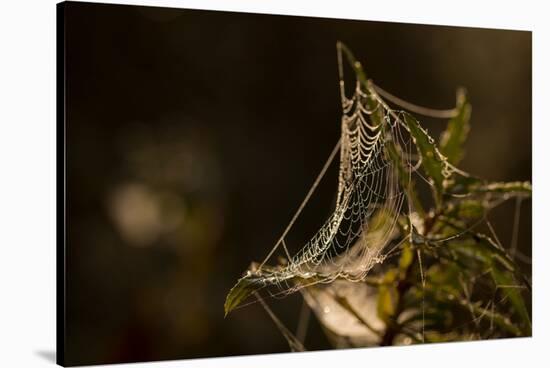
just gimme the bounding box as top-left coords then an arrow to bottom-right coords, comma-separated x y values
446,176 -> 531,200
377,269 -> 399,323
338,41 -> 384,125
224,274 -> 264,317
403,112 -> 448,204
385,139 -> 425,216
490,260 -> 531,333
225,267 -> 363,316
440,88 -> 471,165
398,242 -> 414,276
473,181 -> 532,197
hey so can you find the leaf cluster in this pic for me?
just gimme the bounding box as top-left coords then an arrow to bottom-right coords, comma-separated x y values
224,43 -> 531,348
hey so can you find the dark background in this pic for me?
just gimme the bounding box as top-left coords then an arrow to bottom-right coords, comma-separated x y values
63,1 -> 531,365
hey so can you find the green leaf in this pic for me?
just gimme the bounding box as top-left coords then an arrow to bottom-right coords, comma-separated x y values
225,266 -> 376,316
418,262 -> 525,336
338,41 -> 384,125
445,199 -> 485,221
444,174 -> 483,196
337,42 -> 368,86
473,181 -> 532,197
439,224 -> 515,272
420,285 -> 523,336
403,113 -> 448,204
490,259 -> 531,334
224,273 -> 265,317
430,223 -> 531,334
446,175 -> 531,198
385,139 -> 425,216
398,242 -> 414,276
457,199 -> 484,220
377,269 -> 399,323
464,297 -> 523,336
440,88 -> 471,166
426,262 -> 461,290
225,266 -> 306,317
377,285 -> 398,323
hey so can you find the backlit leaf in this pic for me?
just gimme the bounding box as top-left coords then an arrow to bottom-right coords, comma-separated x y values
440,88 -> 471,165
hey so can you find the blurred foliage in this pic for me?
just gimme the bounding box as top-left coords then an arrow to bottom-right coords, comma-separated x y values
225,44 -> 531,348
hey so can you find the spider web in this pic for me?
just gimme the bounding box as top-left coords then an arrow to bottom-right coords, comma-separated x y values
241,43 -> 459,299
226,43 -> 531,351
